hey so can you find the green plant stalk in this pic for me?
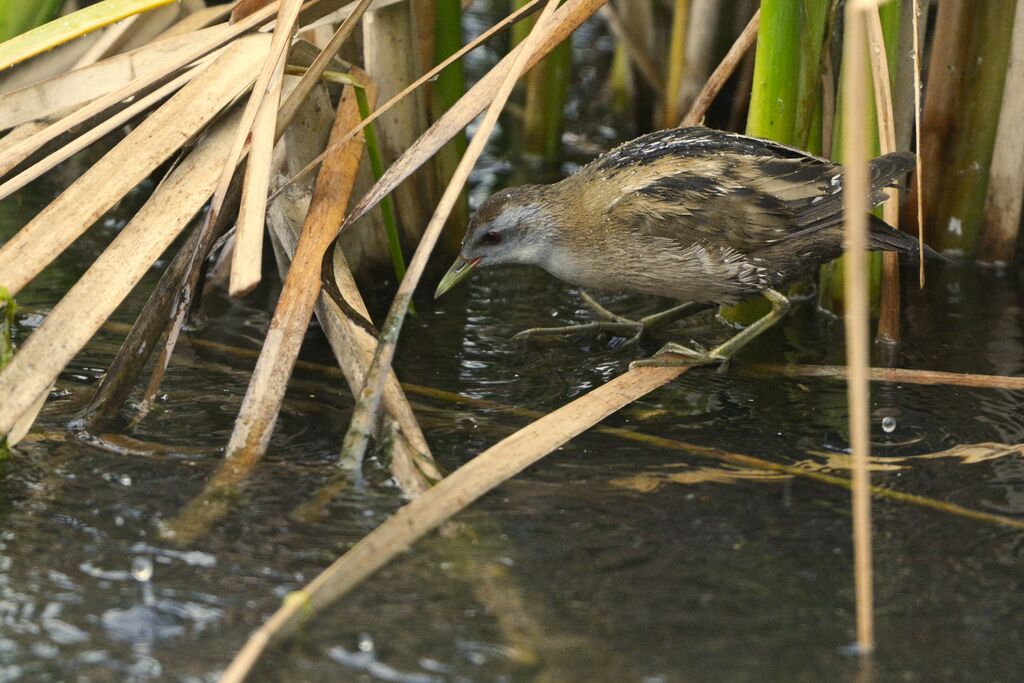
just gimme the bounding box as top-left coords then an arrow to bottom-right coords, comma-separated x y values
516,0 -> 572,162
434,0 -> 469,255
0,287 -> 16,458
0,0 -> 63,41
354,86 -> 408,285
930,0 -> 1016,255
724,0 -> 830,324
295,66 -> 412,293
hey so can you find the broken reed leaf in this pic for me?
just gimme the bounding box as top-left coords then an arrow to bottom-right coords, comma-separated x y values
0,2 -> 280,178
220,84 -> 369,494
84,172 -> 246,429
229,46 -> 288,297
0,102 -> 248,440
338,0 -> 602,468
157,4 -> 235,39
0,25 -> 225,132
0,63 -> 206,200
202,0 -> 302,238
267,0 -> 575,211
220,364 -> 686,683
0,0 -> 178,70
275,0 -> 373,140
0,33 -> 272,303
264,79 -> 437,494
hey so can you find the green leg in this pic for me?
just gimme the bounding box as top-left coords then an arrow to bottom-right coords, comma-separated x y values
631,289 -> 791,368
513,291 -> 709,347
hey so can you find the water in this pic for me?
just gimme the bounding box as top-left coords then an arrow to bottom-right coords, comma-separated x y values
4,9 -> 1024,683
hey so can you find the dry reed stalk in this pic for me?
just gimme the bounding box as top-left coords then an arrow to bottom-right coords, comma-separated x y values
677,0 -> 721,113
978,0 -> 1024,264
198,0 -> 301,257
0,33 -> 272,298
328,0 -> 607,234
228,85 -> 371,472
219,364 -> 687,683
338,0 -> 564,468
0,24 -> 224,131
363,0 -> 436,247
866,8 -> 900,347
737,363 -> 1024,391
843,0 -> 875,654
0,62 -> 206,199
269,199 -> 439,495
229,46 -> 289,297
678,8 -> 759,127
85,3 -> 377,428
69,15 -> 141,69
0,3 -> 282,177
157,4 -> 235,38
0,108 -> 245,438
912,0 -> 923,282
275,0 -> 373,138
270,0 -> 545,204
164,84 -> 374,544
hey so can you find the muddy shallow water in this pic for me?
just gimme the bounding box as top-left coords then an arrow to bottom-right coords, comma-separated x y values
4,194 -> 1024,681
4,6 -> 1024,682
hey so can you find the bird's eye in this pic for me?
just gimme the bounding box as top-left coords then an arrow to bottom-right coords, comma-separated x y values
481,230 -> 502,245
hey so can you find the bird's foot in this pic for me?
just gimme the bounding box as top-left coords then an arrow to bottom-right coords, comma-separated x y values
512,320 -> 645,347
629,341 -> 724,369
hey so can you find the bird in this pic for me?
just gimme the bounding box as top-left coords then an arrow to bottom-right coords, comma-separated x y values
434,126 -> 935,367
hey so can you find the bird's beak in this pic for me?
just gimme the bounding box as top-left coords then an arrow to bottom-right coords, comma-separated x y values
434,255 -> 479,299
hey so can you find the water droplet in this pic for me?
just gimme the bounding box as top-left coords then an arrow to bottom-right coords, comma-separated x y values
357,632 -> 375,653
882,416 -> 896,433
119,474 -> 132,486
130,556 -> 153,583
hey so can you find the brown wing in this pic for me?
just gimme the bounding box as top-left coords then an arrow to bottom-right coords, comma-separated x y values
605,149 -> 915,253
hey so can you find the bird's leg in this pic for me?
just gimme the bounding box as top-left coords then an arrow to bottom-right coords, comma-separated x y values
632,289 -> 791,368
513,291 -> 708,347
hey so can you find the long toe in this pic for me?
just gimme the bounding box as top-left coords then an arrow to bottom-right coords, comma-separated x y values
629,342 -> 722,369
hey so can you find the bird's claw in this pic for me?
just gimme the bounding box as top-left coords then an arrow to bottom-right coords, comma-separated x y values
629,341 -> 724,369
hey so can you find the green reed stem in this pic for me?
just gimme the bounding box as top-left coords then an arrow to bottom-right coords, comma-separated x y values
930,0 -> 1015,255
353,86 -> 408,285
515,0 -> 571,162
433,0 -> 469,254
819,3 -> 900,315
723,0 -> 831,325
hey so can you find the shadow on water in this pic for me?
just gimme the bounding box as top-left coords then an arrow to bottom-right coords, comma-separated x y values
4,10 -> 1024,683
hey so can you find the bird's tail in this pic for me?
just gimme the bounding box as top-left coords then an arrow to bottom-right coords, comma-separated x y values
868,214 -> 946,260
866,151 -> 947,261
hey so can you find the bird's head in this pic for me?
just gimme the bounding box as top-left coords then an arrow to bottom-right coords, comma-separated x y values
435,184 -> 556,298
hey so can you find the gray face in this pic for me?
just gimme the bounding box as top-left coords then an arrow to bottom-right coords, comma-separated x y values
458,188 -> 551,269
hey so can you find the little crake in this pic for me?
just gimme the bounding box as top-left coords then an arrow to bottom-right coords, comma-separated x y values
435,127 -> 931,366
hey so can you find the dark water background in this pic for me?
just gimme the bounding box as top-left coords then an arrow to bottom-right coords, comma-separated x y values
3,4 -> 1024,682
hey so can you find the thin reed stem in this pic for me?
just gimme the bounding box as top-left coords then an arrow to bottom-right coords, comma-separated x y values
842,0 -> 874,655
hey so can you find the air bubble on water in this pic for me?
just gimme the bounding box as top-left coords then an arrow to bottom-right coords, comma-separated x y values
357,632 -> 375,653
881,416 -> 896,433
130,556 -> 153,583
119,474 -> 132,487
